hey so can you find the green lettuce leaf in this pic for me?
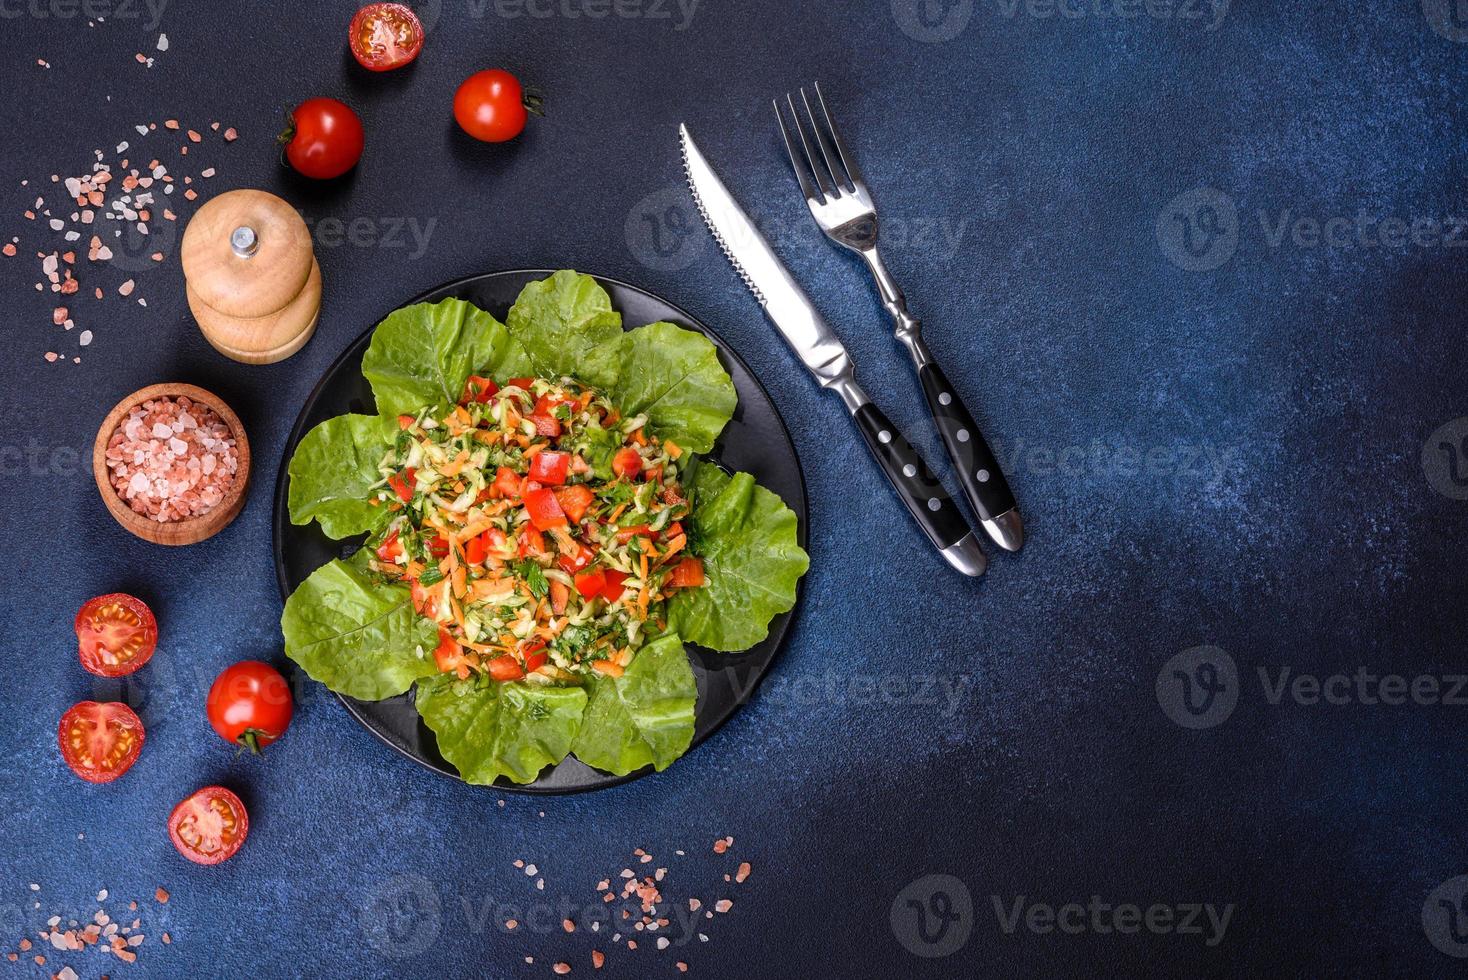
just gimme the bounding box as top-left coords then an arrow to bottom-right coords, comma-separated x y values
281,554 -> 440,701
362,297 -> 532,418
611,321 -> 737,454
505,270 -> 625,389
415,675 -> 588,785
669,466 -> 809,651
286,413 -> 395,539
570,633 -> 697,776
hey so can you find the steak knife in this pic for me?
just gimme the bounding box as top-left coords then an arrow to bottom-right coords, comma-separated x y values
679,124 -> 987,577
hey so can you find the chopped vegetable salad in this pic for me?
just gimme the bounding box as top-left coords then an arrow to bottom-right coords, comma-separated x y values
365,374 -> 705,684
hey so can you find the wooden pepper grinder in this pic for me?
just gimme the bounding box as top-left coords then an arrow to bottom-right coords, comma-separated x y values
181,189 -> 321,364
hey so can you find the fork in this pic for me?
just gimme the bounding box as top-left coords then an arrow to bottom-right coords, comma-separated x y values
773,84 -> 1024,553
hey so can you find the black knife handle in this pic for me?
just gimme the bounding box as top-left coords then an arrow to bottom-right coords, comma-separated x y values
917,361 -> 1016,523
852,402 -> 971,551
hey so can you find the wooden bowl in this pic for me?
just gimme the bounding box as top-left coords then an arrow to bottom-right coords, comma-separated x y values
92,383 -> 251,546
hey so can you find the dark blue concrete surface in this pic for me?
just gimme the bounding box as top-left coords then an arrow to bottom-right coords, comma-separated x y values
2,1 -> 1467,976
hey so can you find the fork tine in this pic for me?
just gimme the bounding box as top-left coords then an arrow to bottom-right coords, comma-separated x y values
799,86 -> 848,192
773,99 -> 822,205
783,93 -> 834,200
812,82 -> 863,188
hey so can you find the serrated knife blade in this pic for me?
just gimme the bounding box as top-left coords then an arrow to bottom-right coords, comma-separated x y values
678,123 -> 987,577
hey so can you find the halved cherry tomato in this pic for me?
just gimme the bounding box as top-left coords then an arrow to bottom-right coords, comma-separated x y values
554,485 -> 594,524
348,2 -> 424,72
169,786 -> 248,866
574,568 -> 607,599
464,532 -> 488,565
493,465 -> 523,499
58,701 -> 144,783
376,529 -> 402,561
428,535 -> 450,559
668,556 -> 706,588
433,627 -> 468,673
505,377 -> 535,391
556,540 -> 594,574
548,579 -> 570,615
601,569 -> 630,603
528,450 -> 570,485
397,414 -> 416,430
529,414 -> 562,438
75,593 -> 157,678
487,654 -> 526,682
388,467 -> 416,503
615,524 -> 653,544
205,661 -> 293,754
462,375 -> 498,404
523,487 -> 567,530
612,447 -> 643,479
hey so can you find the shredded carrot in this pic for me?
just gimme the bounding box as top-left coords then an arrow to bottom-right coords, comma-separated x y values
665,440 -> 682,459
452,565 -> 467,600
662,534 -> 686,560
630,428 -> 647,446
608,503 -> 628,524
592,660 -> 624,677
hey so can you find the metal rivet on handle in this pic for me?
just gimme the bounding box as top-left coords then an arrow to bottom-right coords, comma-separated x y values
902,464 -> 916,477
976,469 -> 990,482
927,498 -> 940,511
956,429 -> 970,443
938,392 -> 952,406
878,430 -> 891,444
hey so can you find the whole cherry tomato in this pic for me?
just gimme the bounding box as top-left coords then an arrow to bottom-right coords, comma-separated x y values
281,98 -> 364,179
206,661 -> 293,754
453,69 -> 536,143
75,593 -> 157,677
169,786 -> 249,865
348,3 -> 424,71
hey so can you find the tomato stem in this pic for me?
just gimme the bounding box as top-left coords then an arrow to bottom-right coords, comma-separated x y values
276,107 -> 297,147
237,730 -> 264,755
523,89 -> 546,118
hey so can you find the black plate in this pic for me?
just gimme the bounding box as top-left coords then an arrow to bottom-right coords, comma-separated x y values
272,270 -> 808,793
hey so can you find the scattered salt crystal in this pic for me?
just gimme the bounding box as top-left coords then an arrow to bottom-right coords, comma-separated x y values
119,279 -> 135,296
156,33 -> 168,51
97,889 -> 108,901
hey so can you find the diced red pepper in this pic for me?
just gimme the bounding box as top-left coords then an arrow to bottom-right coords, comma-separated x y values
615,524 -> 653,544
524,649 -> 549,673
387,467 -> 416,503
528,450 -> 570,485
411,579 -> 437,617
554,484 -> 594,524
464,532 -> 488,565
523,487 -> 567,530
601,569 -> 630,602
548,579 -> 570,615
556,540 -> 594,574
492,466 -> 523,499
462,375 -> 498,404
428,535 -> 450,559
612,446 -> 642,479
397,414 -> 415,430
505,377 -> 536,391
574,568 -> 608,599
529,413 -> 562,438
376,529 -> 402,561
487,654 -> 526,682
667,556 -> 706,588
533,392 -> 567,416
644,465 -> 663,484
433,627 -> 468,673
665,522 -> 684,539
517,526 -> 546,558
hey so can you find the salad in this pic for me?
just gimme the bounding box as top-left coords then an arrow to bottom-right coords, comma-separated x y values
281,271 -> 809,784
